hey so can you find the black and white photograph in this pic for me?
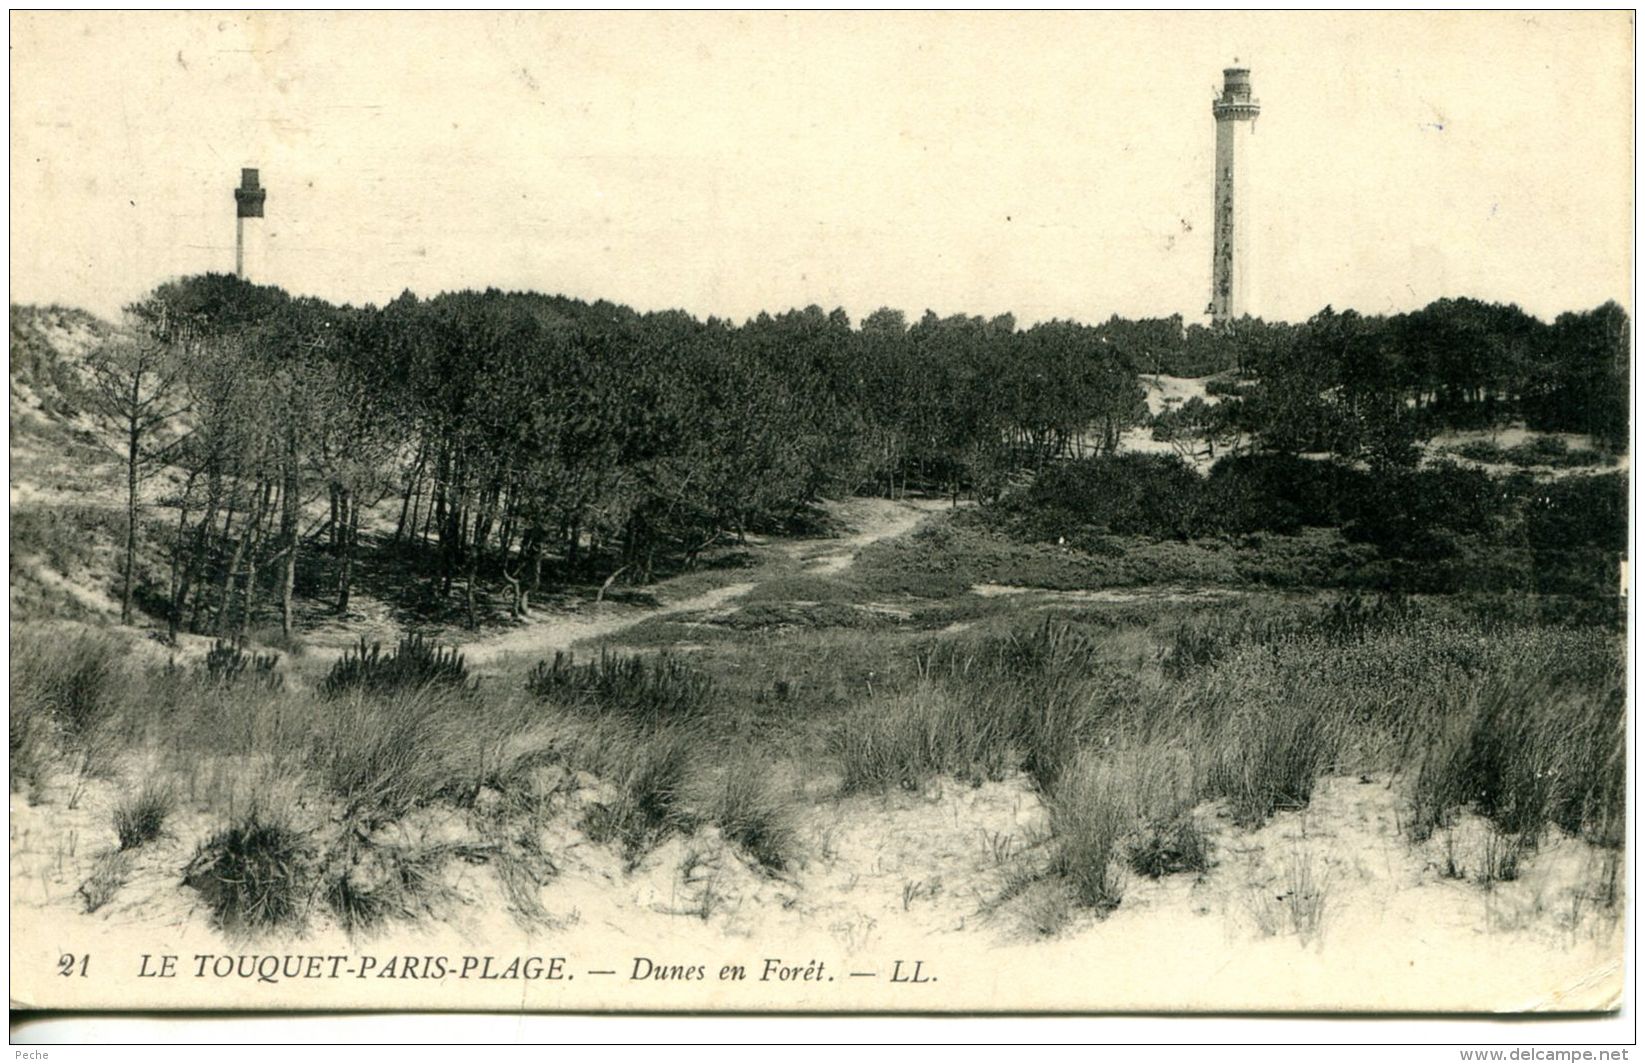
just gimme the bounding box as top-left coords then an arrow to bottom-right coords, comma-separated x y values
7,11 -> 1632,1021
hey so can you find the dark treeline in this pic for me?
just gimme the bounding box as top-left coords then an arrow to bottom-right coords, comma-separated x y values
1137,300 -> 1630,459
988,451 -> 1626,600
98,274 -> 1628,635
118,275 -> 1143,633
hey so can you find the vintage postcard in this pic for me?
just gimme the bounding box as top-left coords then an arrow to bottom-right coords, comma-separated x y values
8,11 -> 1630,1015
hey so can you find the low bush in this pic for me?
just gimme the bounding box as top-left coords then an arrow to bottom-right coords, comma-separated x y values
1521,472 -> 1627,554
203,639 -> 282,689
183,808 -> 311,933
991,453 -> 1205,541
711,601 -> 893,631
322,634 -> 468,698
1449,436 -> 1616,470
1201,454 -> 1368,535
526,650 -> 715,729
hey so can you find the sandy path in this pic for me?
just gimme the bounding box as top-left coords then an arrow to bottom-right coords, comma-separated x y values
448,496 -> 950,668
462,581 -> 755,667
776,495 -> 954,574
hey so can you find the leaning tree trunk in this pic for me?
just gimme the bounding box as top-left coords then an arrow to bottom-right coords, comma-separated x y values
502,565 -> 524,620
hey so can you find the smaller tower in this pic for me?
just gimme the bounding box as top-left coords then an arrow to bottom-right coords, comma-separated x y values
233,168 -> 267,280
1210,66 -> 1260,325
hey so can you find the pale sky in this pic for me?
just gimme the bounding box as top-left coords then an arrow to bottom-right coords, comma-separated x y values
9,11 -> 1634,325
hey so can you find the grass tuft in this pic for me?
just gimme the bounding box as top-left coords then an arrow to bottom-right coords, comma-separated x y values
1045,752 -> 1136,914
830,684 -> 1011,793
113,782 -> 175,850
701,767 -> 797,872
77,849 -> 134,913
310,687 -> 483,824
579,728 -> 697,867
1406,664 -> 1624,847
323,838 -> 452,934
183,808 -> 311,934
1206,698 -> 1339,827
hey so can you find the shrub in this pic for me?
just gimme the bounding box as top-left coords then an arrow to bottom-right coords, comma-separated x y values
322,634 -> 468,697
113,782 -> 175,850
1202,454 -> 1369,535
1343,462 -> 1500,557
1450,436 -> 1616,470
183,809 -> 311,933
1522,472 -> 1627,554
526,650 -> 714,729
1128,812 -> 1211,879
994,453 -> 1205,541
203,639 -> 282,689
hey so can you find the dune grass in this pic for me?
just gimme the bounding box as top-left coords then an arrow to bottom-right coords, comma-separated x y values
10,581 -> 1623,933
824,601 -> 1623,918
113,782 -> 176,850
183,806 -> 311,934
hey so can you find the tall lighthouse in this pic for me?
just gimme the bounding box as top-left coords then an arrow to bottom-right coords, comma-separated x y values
1209,66 -> 1259,325
233,167 -> 267,280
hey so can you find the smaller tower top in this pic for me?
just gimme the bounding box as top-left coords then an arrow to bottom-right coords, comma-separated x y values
1213,65 -> 1260,120
234,167 -> 266,218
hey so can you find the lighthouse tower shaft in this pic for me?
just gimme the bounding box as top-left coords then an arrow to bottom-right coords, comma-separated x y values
234,168 -> 267,280
1210,68 -> 1259,325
